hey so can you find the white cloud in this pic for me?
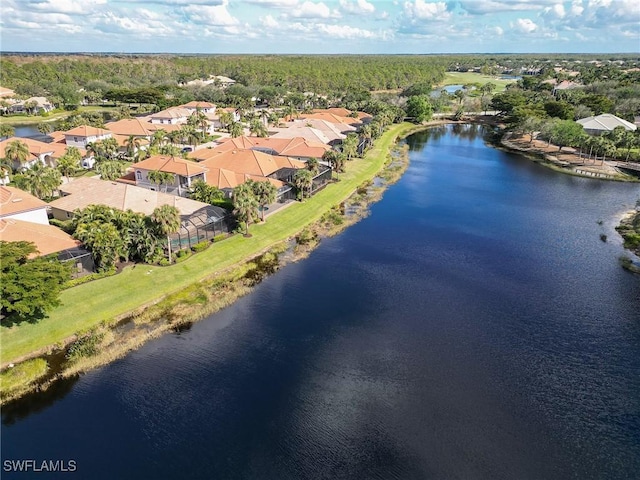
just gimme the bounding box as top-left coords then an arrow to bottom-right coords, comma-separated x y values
542,3 -> 566,19
290,1 -> 337,19
492,26 -> 504,35
403,0 -> 450,20
339,0 -> 375,15
183,2 -> 239,26
512,17 -> 538,33
27,0 -> 107,14
316,23 -> 377,39
261,14 -> 280,28
458,0 -> 556,15
245,0 -> 299,6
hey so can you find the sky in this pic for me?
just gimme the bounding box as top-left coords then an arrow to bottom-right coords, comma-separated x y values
1,0 -> 639,54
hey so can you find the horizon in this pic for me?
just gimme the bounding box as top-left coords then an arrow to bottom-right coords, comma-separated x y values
2,0 -> 639,55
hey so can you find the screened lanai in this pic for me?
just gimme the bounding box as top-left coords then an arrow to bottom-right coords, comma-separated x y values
169,206 -> 235,252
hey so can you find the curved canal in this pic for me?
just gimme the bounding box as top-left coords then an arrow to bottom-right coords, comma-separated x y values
3,124 -> 640,479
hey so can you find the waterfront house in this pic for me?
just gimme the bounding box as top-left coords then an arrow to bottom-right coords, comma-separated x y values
0,186 -> 49,225
63,125 -> 113,149
0,137 -> 56,169
129,155 -> 208,196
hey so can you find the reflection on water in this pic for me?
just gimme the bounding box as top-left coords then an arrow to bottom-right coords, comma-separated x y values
2,125 -> 639,480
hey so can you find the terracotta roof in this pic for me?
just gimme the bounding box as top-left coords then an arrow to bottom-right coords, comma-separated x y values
150,107 -> 191,120
52,177 -> 212,217
299,111 -> 361,128
0,87 -> 15,98
0,137 -> 55,159
199,149 -> 305,177
215,136 -> 329,158
64,125 -> 112,137
145,123 -> 183,133
0,186 -> 48,217
312,108 -> 371,121
182,101 -> 216,109
0,218 -> 81,257
290,118 -> 351,139
112,134 -> 149,148
105,118 -> 154,137
205,167 -> 284,190
133,155 -> 207,176
47,131 -> 68,143
270,126 -> 333,144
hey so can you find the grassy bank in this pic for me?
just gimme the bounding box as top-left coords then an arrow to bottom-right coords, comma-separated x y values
441,72 -> 516,92
1,122 -> 418,366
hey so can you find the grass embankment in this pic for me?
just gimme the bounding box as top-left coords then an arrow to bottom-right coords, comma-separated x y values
1,122 -> 417,366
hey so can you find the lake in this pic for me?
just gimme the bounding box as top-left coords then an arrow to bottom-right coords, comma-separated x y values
2,124 -> 639,479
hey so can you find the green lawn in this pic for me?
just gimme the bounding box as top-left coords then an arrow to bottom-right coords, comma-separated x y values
1,123 -> 416,365
441,72 -> 517,93
0,106 -> 120,126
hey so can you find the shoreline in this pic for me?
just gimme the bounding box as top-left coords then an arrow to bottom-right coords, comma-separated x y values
0,122 -> 427,405
499,132 -> 639,182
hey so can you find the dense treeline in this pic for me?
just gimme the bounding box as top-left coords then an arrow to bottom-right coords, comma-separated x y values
0,55 -> 449,98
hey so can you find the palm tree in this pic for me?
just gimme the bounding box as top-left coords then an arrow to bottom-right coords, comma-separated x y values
233,183 -> 259,236
250,180 -> 277,222
306,157 -> 319,175
293,168 -> 314,200
151,129 -> 168,149
74,221 -> 124,271
124,135 -> 141,159
147,170 -> 175,193
152,205 -> 181,263
96,160 -> 125,181
341,133 -> 358,161
37,123 -> 53,135
13,163 -> 61,199
229,121 -> 244,138
4,140 -> 30,170
57,154 -> 80,182
249,119 -> 268,138
359,124 -> 373,151
0,124 -> 14,140
218,111 -> 233,132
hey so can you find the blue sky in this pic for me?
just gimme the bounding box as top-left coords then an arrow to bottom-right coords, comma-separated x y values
1,0 -> 639,53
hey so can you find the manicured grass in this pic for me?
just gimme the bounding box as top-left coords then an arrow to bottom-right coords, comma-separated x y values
0,123 -> 416,364
0,358 -> 48,392
441,72 -> 517,92
0,106 -> 120,126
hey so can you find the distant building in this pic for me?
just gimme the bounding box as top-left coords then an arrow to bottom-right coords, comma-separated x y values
577,114 -> 637,135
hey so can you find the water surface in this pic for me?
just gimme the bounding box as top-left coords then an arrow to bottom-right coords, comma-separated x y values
3,124 -> 639,479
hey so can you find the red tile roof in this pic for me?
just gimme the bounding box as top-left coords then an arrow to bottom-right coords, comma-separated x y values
0,186 -> 47,217
0,218 -> 81,257
133,155 -> 207,177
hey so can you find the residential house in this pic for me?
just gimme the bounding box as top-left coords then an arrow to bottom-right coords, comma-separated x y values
181,101 -> 216,114
128,155 -> 208,196
0,218 -> 82,257
9,96 -> 54,114
199,149 -> 306,185
147,107 -> 192,125
577,114 -> 637,135
212,136 -> 330,162
0,87 -> 15,98
0,137 -> 56,169
0,186 -> 49,225
63,125 -> 113,149
49,177 -> 233,250
269,126 -> 334,145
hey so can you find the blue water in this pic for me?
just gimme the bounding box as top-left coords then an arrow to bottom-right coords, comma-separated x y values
2,124 -> 639,479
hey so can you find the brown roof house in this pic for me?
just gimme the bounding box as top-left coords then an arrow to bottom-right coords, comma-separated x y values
63,125 -> 113,149
129,155 -> 208,196
0,186 -> 49,225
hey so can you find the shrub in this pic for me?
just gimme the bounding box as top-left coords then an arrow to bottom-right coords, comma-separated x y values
296,228 -> 317,245
192,241 -> 210,252
64,267 -> 116,289
213,234 -> 228,242
66,329 -> 105,360
49,218 -> 75,234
